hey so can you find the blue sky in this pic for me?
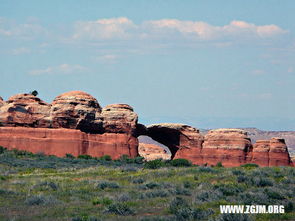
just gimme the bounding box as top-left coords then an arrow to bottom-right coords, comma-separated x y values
1,0 -> 295,130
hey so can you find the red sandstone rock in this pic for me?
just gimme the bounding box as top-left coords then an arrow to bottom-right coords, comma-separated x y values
138,143 -> 171,161
0,93 -> 51,127
0,127 -> 138,159
202,129 -> 252,167
252,140 -> 270,166
251,138 -> 292,166
50,91 -> 103,133
269,138 -> 291,166
146,123 -> 204,163
101,104 -> 138,135
0,91 -> 293,167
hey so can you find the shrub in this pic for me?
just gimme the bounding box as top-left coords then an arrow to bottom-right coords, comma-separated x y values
92,197 -> 113,206
132,178 -> 145,184
105,203 -> 135,216
216,162 -> 223,167
232,170 -> 245,176
241,163 -> 259,168
65,153 -> 75,159
169,197 -> 190,214
140,190 -> 170,199
237,175 -> 247,183
198,166 -> 216,173
25,194 -> 60,206
72,216 -> 99,221
183,181 -> 193,189
117,193 -> 131,202
264,188 -> 285,200
120,155 -> 135,164
284,201 -> 294,213
32,181 -> 58,191
0,146 -> 6,154
121,166 -> 138,172
134,156 -> 145,164
175,186 -> 191,196
214,184 -> 244,196
78,155 -> 92,160
252,177 -> 273,187
30,90 -> 38,96
144,159 -> 165,169
145,182 -> 161,189
169,159 -> 192,167
100,155 -> 112,161
97,181 -> 120,190
195,189 -> 223,203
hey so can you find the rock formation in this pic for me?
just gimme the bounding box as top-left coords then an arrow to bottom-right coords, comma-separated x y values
101,104 -> 138,135
202,129 -> 252,167
50,91 -> 103,133
0,91 -> 138,159
0,93 -> 51,128
0,91 -> 293,167
138,143 -> 171,161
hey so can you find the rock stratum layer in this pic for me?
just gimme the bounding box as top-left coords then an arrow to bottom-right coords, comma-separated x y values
0,91 -> 293,167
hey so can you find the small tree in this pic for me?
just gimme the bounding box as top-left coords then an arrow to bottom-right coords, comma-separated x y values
30,90 -> 38,96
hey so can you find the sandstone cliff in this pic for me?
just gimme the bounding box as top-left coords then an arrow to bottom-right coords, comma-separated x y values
0,91 -> 293,167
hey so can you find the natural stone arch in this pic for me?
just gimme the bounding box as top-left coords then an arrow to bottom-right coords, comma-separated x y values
135,123 -> 204,160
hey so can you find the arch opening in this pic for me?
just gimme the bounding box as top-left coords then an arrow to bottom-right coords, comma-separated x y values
138,135 -> 172,161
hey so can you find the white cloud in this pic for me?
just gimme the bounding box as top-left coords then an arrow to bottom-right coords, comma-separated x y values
11,47 -> 31,55
28,64 -> 88,75
73,17 -> 136,40
70,17 -> 287,45
144,19 -> 287,40
0,17 -> 47,40
94,54 -> 119,63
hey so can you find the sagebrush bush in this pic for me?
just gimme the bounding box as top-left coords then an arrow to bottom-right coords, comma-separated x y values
97,181 -> 120,190
241,163 -> 259,168
117,193 -> 132,202
25,194 -> 60,206
105,203 -> 135,216
78,155 -> 92,160
132,177 -> 145,184
169,159 -> 192,167
140,190 -> 170,199
169,197 -> 190,214
92,197 -> 113,205
100,155 -> 112,161
145,182 -> 161,189
32,181 -> 58,191
214,183 -> 244,196
144,159 -> 165,169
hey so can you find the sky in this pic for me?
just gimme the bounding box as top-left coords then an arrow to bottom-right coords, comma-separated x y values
0,0 -> 295,130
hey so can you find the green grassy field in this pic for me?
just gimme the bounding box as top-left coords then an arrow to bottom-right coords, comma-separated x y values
0,147 -> 294,221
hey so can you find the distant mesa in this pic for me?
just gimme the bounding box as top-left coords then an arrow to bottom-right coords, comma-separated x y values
0,91 -> 293,167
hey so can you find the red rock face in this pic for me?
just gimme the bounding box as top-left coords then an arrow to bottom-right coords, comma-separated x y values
0,127 -> 138,159
0,93 -> 51,128
146,123 -> 204,163
202,129 -> 252,167
251,138 -> 292,166
251,140 -> 270,167
101,104 -> 138,135
0,91 -> 293,167
50,91 -> 103,133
